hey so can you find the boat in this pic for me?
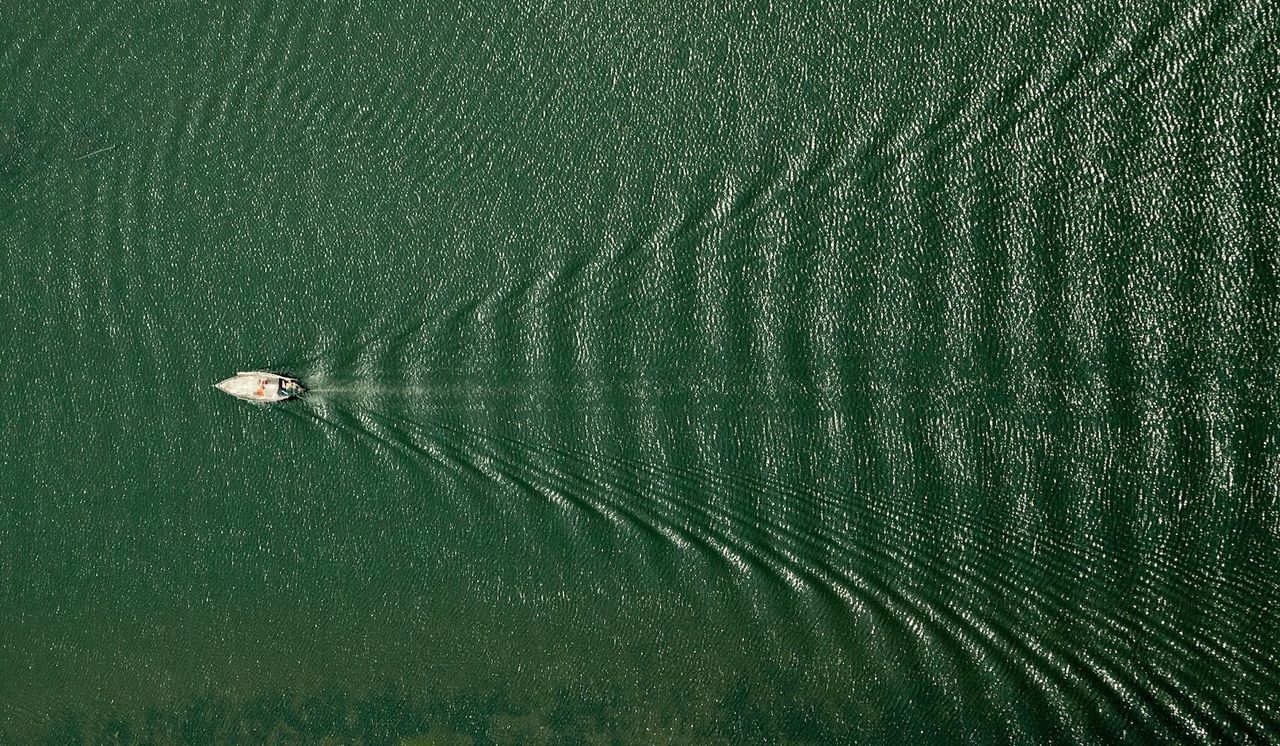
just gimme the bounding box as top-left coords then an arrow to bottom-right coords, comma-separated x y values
214,371 -> 305,402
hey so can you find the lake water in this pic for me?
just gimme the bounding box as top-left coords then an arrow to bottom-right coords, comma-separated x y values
1,0 -> 1277,742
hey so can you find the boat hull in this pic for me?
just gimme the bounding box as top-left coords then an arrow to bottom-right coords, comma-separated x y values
215,372 -> 304,402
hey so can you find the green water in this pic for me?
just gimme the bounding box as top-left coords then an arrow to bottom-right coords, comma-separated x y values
2,0 -> 1277,742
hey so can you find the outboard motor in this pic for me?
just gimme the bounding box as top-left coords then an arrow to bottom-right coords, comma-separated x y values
279,378 -> 305,399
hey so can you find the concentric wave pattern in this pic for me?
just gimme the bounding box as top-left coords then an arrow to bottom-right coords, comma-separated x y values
292,1 -> 1280,741
305,384 -> 1275,742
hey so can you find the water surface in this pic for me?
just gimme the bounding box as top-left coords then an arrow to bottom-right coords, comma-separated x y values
1,0 -> 1277,742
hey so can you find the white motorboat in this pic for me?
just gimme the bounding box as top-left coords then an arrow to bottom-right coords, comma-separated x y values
214,371 -> 305,402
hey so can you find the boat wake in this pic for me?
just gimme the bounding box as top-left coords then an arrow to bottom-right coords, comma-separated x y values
287,378 -> 430,396
303,385 -> 429,396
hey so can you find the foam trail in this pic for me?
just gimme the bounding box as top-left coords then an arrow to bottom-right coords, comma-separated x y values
302,380 -> 432,396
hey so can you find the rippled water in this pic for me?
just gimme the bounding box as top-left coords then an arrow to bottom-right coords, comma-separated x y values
2,0 -> 1277,742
